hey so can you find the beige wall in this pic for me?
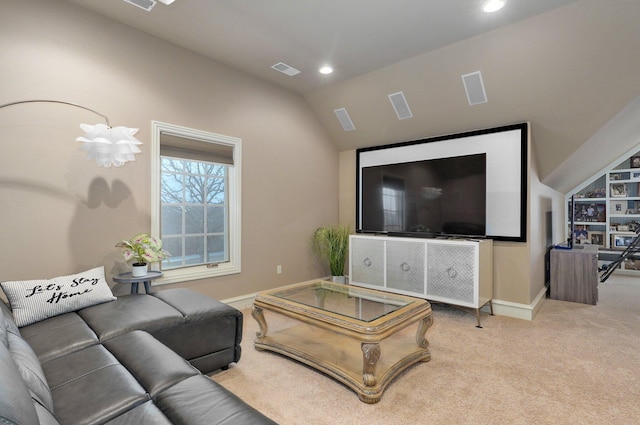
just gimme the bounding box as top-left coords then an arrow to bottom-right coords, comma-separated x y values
528,136 -> 566,303
0,0 -> 338,300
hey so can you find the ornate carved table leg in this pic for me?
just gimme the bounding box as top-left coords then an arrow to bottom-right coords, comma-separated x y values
416,314 -> 433,362
252,306 -> 268,338
361,342 -> 381,387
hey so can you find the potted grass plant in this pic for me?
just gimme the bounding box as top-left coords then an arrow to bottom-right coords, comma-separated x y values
312,224 -> 351,283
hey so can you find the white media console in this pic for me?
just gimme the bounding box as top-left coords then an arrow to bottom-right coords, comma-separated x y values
349,234 -> 494,327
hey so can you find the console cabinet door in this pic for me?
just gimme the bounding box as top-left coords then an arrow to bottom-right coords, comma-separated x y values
349,236 -> 490,310
426,243 -> 476,307
386,240 -> 425,296
350,237 -> 385,288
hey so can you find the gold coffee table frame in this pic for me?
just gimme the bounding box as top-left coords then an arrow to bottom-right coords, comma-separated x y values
252,280 -> 433,403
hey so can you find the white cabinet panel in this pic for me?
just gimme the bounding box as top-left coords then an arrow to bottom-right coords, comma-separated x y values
386,240 -> 425,296
350,237 -> 385,288
426,243 -> 475,305
349,235 -> 492,312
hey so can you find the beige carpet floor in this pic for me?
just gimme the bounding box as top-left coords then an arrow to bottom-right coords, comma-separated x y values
211,275 -> 640,425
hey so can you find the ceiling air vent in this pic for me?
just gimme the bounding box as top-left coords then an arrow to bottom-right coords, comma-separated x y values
388,91 -> 413,120
271,62 -> 301,77
334,108 -> 356,132
123,0 -> 157,11
461,71 -> 488,105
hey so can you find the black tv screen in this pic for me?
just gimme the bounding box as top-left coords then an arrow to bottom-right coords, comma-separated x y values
360,153 -> 486,237
356,123 -> 528,241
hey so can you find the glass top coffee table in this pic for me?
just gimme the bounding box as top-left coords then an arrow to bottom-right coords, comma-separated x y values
252,280 -> 433,403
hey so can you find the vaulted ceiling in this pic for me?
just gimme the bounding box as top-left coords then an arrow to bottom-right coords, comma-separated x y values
65,0 -> 640,191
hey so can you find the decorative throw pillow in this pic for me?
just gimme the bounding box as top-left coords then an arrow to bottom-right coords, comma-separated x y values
0,266 -> 116,327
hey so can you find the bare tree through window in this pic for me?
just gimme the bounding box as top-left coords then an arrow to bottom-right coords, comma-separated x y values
160,157 -> 228,269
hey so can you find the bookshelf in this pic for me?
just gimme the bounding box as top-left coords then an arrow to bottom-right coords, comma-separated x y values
567,149 -> 640,273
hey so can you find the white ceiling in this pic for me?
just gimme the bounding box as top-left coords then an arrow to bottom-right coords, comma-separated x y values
64,0 -> 640,190
65,0 -> 579,94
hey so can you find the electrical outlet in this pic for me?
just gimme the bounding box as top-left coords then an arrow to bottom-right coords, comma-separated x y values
277,265 -> 282,274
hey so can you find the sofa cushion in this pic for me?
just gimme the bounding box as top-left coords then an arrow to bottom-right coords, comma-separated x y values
150,288 -> 236,322
6,330 -> 54,413
1,266 -> 116,327
104,400 -> 173,425
149,289 -> 243,372
78,294 -> 183,341
103,330 -> 200,397
19,312 -> 99,364
154,375 -> 278,425
43,344 -> 148,425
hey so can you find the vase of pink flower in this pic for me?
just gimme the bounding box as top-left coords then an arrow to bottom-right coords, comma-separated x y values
116,233 -> 170,277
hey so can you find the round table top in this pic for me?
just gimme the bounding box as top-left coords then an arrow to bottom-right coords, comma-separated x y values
112,270 -> 163,283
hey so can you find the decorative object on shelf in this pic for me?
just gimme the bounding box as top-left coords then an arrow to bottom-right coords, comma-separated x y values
574,225 -> 588,244
631,155 -> 640,168
312,224 -> 350,283
0,99 -> 141,167
574,203 -> 606,222
611,183 -> 627,197
587,188 -> 606,198
116,233 -> 170,277
588,231 -> 605,247
611,201 -> 627,215
612,233 -> 636,250
610,173 -> 624,181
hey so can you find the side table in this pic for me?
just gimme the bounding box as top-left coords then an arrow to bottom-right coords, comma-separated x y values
550,246 -> 598,305
113,271 -> 163,294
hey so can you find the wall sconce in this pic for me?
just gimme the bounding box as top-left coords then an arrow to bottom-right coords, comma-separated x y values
0,100 -> 141,167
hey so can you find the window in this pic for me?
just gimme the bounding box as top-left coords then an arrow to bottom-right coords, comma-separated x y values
151,121 -> 241,284
382,176 -> 404,231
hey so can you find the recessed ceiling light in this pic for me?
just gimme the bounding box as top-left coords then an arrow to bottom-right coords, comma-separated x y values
319,66 -> 334,75
482,0 -> 506,13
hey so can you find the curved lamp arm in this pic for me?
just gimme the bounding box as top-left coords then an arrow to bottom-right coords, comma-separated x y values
0,99 -> 141,167
0,99 -> 111,126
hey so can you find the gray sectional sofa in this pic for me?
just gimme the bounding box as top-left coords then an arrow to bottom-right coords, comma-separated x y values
0,288 -> 277,425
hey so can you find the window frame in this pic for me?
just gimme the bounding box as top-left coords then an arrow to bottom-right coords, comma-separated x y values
151,121 -> 242,284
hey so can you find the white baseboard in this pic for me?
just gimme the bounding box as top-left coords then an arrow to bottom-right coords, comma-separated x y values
222,293 -> 257,311
491,285 -> 548,321
223,285 -> 550,321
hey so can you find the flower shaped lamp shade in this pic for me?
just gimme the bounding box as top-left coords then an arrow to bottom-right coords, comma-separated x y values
0,100 -> 142,168
77,123 -> 142,167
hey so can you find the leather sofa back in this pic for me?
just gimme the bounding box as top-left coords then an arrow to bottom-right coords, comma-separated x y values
1,301 -> 55,424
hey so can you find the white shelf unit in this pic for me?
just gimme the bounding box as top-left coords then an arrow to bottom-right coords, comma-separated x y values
567,147 -> 640,273
349,235 -> 493,327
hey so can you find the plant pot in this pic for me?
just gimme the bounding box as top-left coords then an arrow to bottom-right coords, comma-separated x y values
131,263 -> 148,277
331,275 -> 346,284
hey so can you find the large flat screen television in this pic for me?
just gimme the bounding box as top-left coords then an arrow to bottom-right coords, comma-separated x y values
356,123 -> 528,241
360,153 -> 486,237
